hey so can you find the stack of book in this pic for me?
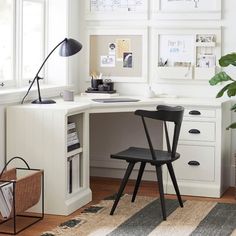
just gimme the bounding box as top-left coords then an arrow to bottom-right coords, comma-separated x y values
67,122 -> 80,152
0,183 -> 13,218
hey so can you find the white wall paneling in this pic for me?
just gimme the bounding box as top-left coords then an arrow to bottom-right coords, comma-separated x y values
85,0 -> 148,21
152,0 -> 221,20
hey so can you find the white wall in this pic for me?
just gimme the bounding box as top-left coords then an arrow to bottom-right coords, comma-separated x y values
77,0 -> 236,185
0,0 -> 235,184
223,0 -> 236,186
77,1 -> 236,97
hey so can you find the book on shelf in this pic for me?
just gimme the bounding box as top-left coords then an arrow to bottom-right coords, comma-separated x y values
0,182 -> 13,218
67,132 -> 78,139
67,154 -> 80,194
72,155 -> 79,191
67,122 -> 76,130
67,122 -> 80,152
67,143 -> 80,152
68,158 -> 73,194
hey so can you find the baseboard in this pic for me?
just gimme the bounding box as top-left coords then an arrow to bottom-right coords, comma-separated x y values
90,167 -> 157,181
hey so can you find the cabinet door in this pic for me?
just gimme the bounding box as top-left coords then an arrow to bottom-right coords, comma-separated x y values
169,121 -> 215,142
172,145 -> 215,182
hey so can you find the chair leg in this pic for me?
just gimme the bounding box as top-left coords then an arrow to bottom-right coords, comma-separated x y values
155,165 -> 166,220
167,163 -> 183,208
110,162 -> 135,215
132,162 -> 146,202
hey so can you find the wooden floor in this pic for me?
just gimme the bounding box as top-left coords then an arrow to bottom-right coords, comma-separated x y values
1,177 -> 236,236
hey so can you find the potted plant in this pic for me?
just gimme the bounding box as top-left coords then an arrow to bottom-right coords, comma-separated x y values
209,53 -> 236,129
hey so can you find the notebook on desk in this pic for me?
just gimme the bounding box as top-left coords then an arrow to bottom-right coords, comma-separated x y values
92,98 -> 140,103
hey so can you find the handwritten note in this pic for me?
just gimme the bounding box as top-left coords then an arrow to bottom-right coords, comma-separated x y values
159,35 -> 194,66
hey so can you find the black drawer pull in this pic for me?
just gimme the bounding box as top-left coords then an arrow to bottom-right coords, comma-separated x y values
189,110 -> 201,115
188,161 -> 200,166
189,129 -> 201,134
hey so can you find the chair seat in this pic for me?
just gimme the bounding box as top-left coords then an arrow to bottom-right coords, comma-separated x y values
111,147 -> 180,164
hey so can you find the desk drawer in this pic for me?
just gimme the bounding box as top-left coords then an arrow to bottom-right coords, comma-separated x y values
172,145 -> 215,182
179,121 -> 215,142
185,108 -> 216,118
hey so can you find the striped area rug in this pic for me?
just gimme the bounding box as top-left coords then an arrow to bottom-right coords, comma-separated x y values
42,195 -> 236,236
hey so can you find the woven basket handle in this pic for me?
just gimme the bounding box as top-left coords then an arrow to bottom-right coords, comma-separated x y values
0,157 -> 30,178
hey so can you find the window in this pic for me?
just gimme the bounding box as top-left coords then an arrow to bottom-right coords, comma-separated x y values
0,0 -> 46,88
22,0 -> 45,82
0,0 -> 14,87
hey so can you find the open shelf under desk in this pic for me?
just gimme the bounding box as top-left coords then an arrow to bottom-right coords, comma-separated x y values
67,147 -> 83,158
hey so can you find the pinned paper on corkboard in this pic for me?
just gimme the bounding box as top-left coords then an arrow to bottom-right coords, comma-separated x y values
116,39 -> 131,61
108,43 -> 116,55
100,55 -> 115,67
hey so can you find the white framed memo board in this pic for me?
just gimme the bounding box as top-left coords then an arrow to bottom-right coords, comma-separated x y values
85,0 -> 148,20
152,0 -> 221,20
159,35 -> 195,66
150,27 -> 221,83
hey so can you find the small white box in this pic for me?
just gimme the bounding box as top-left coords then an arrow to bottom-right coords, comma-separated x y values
157,66 -> 193,80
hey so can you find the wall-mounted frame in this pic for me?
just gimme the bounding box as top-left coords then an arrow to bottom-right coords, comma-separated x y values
85,0 -> 148,21
86,27 -> 148,83
151,0 -> 221,20
150,27 -> 221,84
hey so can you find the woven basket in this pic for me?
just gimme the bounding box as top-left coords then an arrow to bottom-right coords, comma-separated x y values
0,157 -> 43,220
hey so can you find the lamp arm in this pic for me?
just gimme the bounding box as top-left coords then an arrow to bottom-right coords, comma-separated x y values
21,38 -> 67,104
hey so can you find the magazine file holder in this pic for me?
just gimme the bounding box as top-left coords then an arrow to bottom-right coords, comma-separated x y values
0,157 -> 44,235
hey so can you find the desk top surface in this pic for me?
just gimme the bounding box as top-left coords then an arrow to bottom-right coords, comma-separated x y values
8,96 -> 229,114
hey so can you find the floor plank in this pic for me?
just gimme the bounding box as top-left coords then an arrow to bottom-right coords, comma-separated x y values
1,177 -> 235,236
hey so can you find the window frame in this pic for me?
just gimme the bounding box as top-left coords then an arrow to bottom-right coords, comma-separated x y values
0,0 -> 16,88
0,0 -> 47,89
20,0 -> 46,87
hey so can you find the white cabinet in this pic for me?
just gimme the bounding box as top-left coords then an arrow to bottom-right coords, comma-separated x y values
174,121 -> 216,142
172,145 -> 215,182
5,97 -> 231,215
165,103 -> 231,197
6,106 -> 92,215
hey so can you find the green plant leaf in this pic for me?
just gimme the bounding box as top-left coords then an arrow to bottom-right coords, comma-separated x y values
216,84 -> 230,98
226,122 -> 236,130
209,72 -> 233,86
227,82 -> 236,97
231,103 -> 236,111
219,53 -> 236,67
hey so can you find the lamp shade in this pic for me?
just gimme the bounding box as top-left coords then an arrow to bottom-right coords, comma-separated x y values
59,38 -> 82,57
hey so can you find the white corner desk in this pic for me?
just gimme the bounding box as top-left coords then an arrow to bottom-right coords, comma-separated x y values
6,96 -> 231,215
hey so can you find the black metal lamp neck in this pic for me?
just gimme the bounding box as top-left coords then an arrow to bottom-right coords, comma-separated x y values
34,38 -> 67,79
21,38 -> 67,104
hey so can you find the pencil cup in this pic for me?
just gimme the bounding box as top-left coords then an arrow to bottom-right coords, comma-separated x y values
91,79 -> 103,89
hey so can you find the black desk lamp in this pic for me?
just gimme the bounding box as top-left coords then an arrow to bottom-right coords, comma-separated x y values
21,38 -> 82,104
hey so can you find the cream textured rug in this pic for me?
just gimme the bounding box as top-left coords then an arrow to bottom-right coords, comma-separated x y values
42,194 -> 236,236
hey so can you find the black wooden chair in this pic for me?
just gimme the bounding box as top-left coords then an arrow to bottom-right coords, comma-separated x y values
110,105 -> 184,220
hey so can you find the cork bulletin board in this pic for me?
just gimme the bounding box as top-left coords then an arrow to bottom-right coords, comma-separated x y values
86,28 -> 147,82
90,35 -> 143,78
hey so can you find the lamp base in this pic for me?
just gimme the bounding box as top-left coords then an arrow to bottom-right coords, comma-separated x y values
32,99 -> 56,104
